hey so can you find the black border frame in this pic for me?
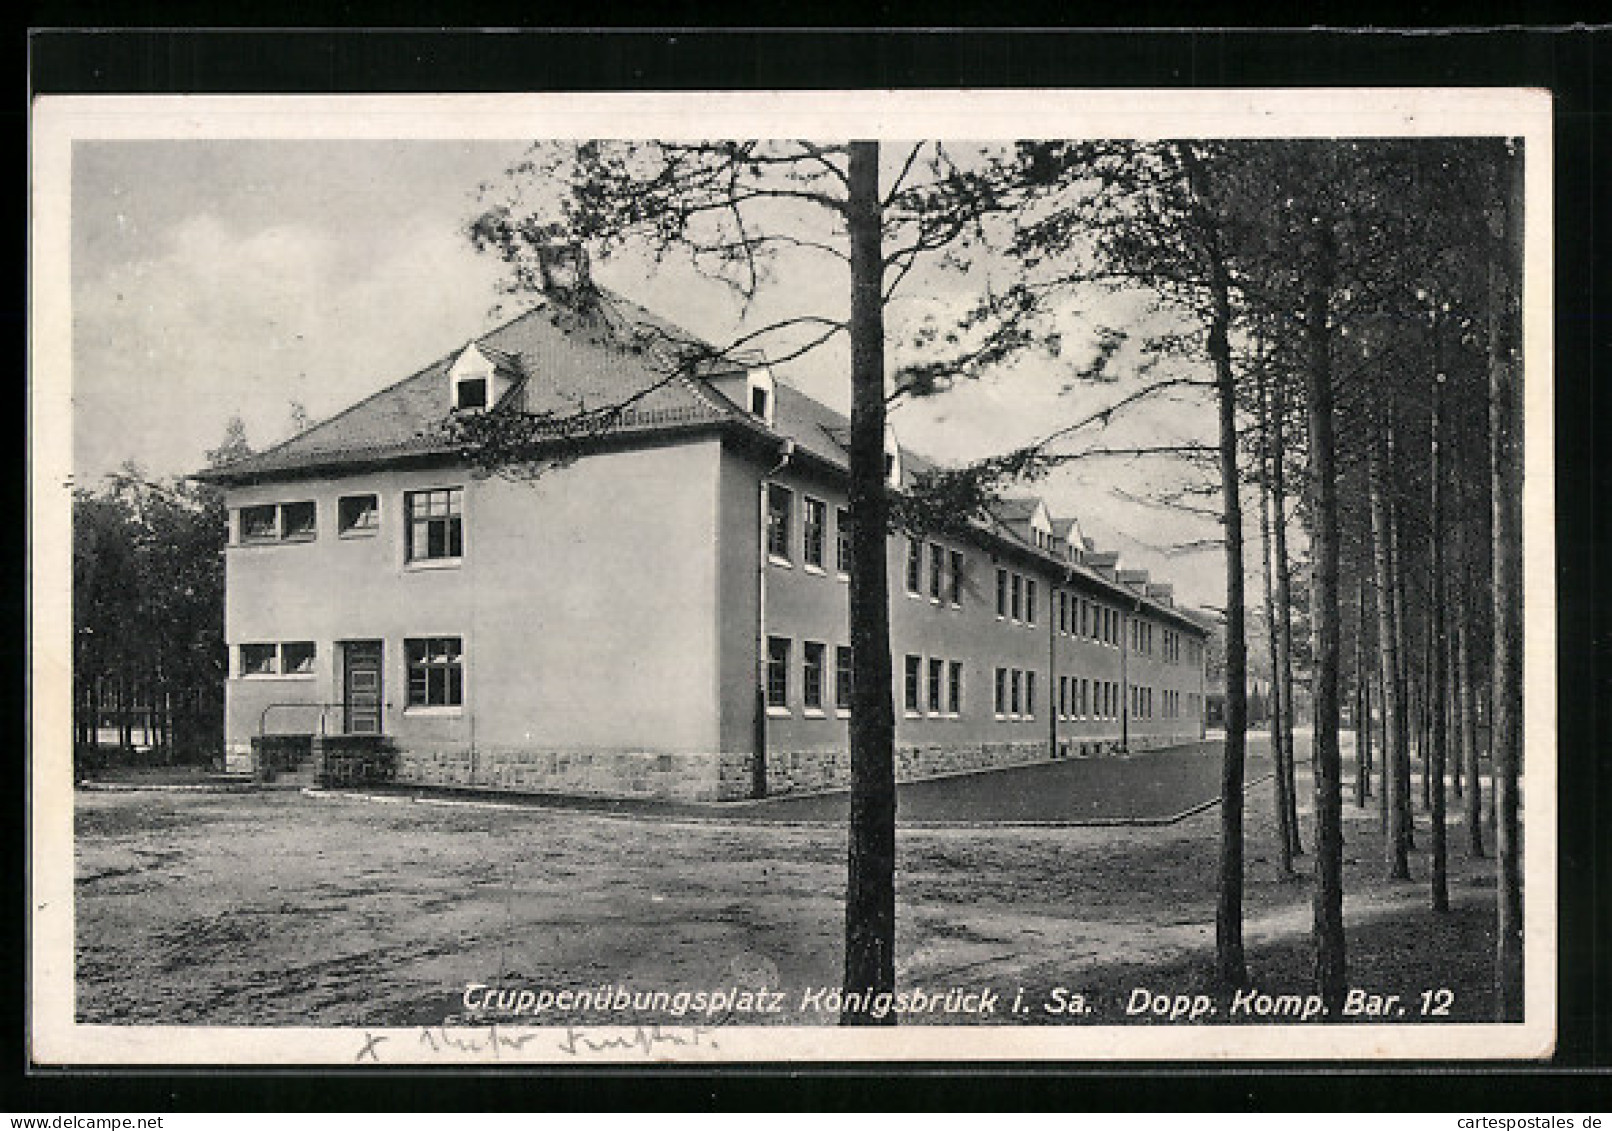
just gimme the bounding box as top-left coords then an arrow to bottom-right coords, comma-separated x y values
18,23 -> 1608,1112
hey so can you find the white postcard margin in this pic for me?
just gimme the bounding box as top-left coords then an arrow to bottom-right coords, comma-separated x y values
29,88 -> 1557,1065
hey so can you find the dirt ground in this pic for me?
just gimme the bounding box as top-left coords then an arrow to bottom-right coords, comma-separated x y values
73,732 -> 1508,1029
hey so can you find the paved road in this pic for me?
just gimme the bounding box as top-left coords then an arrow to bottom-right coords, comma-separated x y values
340,737 -> 1277,826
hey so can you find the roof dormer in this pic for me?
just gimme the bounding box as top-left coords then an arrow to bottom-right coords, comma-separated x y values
449,342 -> 520,413
1026,500 -> 1054,551
884,424 -> 903,488
705,360 -> 776,427
1054,517 -> 1087,563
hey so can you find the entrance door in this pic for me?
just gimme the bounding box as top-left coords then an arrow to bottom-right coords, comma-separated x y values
343,641 -> 383,735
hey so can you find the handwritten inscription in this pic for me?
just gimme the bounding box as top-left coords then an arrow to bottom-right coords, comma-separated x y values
353,1023 -> 718,1063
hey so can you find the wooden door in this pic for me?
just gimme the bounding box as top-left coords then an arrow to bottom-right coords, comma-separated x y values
343,641 -> 383,735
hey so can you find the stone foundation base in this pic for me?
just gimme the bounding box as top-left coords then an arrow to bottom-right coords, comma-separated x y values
369,730 -> 1205,803
762,741 -> 1053,798
395,748 -> 747,802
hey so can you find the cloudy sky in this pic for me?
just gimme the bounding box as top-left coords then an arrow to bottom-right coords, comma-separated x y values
69,138 -> 1226,608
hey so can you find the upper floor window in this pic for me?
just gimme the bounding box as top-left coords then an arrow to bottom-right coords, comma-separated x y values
339,494 -> 380,536
281,501 -> 317,541
948,550 -> 964,606
906,539 -> 923,595
767,485 -> 792,562
1025,578 -> 1038,626
240,505 -> 278,543
835,508 -> 852,576
928,543 -> 944,601
996,568 -> 1008,618
803,497 -> 826,570
406,488 -> 463,562
239,501 -> 316,543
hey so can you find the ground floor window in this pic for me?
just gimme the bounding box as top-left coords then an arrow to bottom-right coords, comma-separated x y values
240,643 -> 278,676
281,641 -> 316,675
803,641 -> 825,711
835,645 -> 853,710
927,657 -> 944,713
904,654 -> 922,714
948,661 -> 963,715
766,637 -> 791,709
406,636 -> 463,707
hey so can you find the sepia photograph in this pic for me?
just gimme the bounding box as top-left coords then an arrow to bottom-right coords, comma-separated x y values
29,88 -> 1555,1066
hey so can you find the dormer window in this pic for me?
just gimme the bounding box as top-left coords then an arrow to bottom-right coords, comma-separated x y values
448,343 -> 518,414
751,386 -> 770,418
456,378 -> 488,411
884,425 -> 902,487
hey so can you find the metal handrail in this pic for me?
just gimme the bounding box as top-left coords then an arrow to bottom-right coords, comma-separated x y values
257,701 -> 351,740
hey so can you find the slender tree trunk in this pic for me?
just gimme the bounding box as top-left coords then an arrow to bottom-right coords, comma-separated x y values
1269,374 -> 1303,857
1171,142 -> 1251,989
1372,442 -> 1412,879
1354,570 -> 1370,808
1428,353 -> 1450,913
1420,624 -> 1434,812
1459,581 -> 1485,858
1209,258 -> 1249,990
1450,617 -> 1464,800
1388,439 -> 1415,852
1489,145 -> 1525,1020
1304,222 -> 1346,1013
1377,644 -> 1390,833
842,140 -> 898,1024
1259,376 -> 1296,875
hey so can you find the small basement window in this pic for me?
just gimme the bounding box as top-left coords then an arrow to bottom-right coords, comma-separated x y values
338,494 -> 380,536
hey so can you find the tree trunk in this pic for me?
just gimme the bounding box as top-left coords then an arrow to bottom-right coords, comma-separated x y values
1209,260 -> 1249,990
1388,437 -> 1416,852
1370,442 -> 1411,879
1420,624 -> 1434,812
1428,352 -> 1450,914
1449,613 -> 1463,800
1377,643 -> 1390,833
1304,222 -> 1346,1013
1459,584 -> 1485,858
841,140 -> 898,1024
1354,570 -> 1370,808
1269,373 -> 1303,857
1489,144 -> 1525,1021
1259,377 -> 1296,875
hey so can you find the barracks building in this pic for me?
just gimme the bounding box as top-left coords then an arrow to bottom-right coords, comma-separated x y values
199,283 -> 1210,801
